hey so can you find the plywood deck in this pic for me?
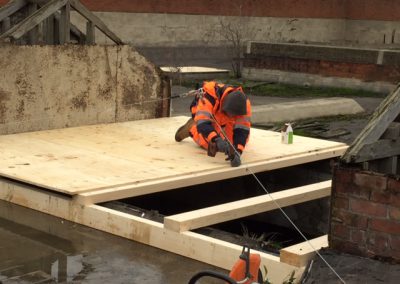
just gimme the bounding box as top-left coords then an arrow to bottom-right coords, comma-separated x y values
0,116 -> 347,202
0,116 -> 347,281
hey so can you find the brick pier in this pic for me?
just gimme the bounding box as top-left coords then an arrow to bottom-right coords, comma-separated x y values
330,166 -> 400,261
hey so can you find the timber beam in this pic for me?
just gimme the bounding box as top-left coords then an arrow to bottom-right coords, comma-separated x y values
0,178 -> 303,283
164,181 -> 332,232
280,235 -> 328,267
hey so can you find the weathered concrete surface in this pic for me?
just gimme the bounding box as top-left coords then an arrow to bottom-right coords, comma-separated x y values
0,45 -> 168,135
251,98 -> 364,124
70,11 -> 346,47
68,11 -> 400,47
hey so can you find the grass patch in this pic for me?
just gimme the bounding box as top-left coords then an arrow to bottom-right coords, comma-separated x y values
177,79 -> 386,98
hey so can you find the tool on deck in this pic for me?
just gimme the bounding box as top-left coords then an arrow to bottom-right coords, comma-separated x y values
188,245 -> 262,284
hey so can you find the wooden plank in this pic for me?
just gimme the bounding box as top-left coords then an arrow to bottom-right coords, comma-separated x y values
164,181 -> 331,232
76,147 -> 344,205
69,0 -> 122,45
59,1 -> 70,44
0,0 -> 26,22
0,178 -> 303,283
354,138 -> 400,162
280,235 -> 328,267
0,117 -> 347,199
342,84 -> 400,163
0,0 -> 68,40
85,20 -> 95,44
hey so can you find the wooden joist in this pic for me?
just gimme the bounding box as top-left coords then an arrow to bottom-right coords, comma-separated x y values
280,235 -> 328,267
0,0 -> 68,40
163,181 -> 331,232
0,178 -> 303,283
69,0 -> 123,45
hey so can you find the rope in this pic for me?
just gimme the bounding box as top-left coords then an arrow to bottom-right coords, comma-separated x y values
1,90 -> 346,282
212,116 -> 346,284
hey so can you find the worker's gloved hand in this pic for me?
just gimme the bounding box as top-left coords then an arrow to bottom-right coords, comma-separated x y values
214,137 -> 230,154
230,152 -> 241,167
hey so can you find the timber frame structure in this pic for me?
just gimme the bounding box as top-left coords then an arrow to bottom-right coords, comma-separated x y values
342,84 -> 400,173
0,0 -> 122,44
0,116 -> 348,283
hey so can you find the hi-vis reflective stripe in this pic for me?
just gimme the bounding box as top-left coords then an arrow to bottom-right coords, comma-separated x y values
197,119 -> 212,126
196,110 -> 212,118
236,117 -> 251,124
234,124 -> 250,131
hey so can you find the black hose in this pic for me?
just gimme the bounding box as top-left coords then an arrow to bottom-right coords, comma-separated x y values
188,270 -> 237,284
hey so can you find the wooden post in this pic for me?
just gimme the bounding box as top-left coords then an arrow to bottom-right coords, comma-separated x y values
28,3 -> 38,44
59,1 -> 70,44
44,14 -> 54,44
378,122 -> 400,174
85,20 -> 94,44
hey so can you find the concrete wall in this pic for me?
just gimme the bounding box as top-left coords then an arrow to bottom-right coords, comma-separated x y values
2,0 -> 400,47
0,45 -> 169,135
64,0 -> 400,48
330,167 -> 400,262
70,12 -> 346,47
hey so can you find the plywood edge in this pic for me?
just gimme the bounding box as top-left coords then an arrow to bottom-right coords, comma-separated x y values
164,181 -> 331,232
280,235 -> 328,267
76,146 -> 347,204
0,178 -> 302,283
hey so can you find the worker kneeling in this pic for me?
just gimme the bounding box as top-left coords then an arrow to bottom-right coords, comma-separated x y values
175,81 -> 251,167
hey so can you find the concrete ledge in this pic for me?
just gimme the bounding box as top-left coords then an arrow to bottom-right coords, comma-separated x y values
252,97 -> 365,124
161,66 -> 230,80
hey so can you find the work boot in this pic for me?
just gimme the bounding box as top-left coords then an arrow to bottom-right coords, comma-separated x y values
175,118 -> 194,142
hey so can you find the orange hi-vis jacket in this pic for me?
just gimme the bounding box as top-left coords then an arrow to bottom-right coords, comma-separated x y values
189,81 -> 251,152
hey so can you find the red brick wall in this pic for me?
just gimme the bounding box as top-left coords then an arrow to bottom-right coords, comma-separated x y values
347,0 -> 400,21
245,57 -> 400,84
1,0 -> 400,21
66,0 -> 347,18
330,167 -> 400,262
